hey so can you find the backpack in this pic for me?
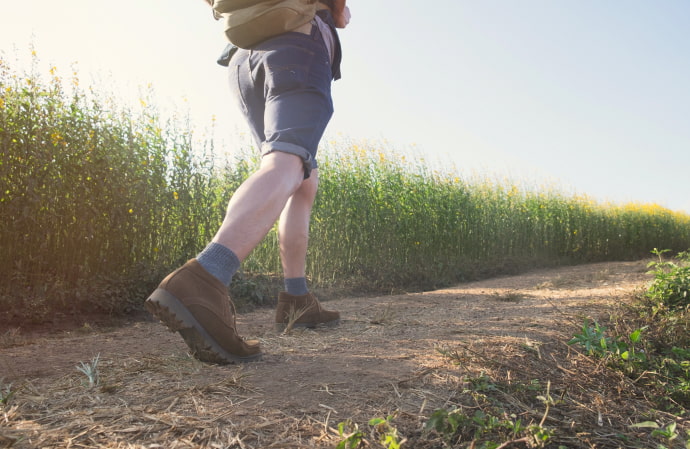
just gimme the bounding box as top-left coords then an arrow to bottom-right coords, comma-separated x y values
211,0 -> 318,49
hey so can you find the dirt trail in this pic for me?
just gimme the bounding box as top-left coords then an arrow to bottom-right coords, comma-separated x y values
1,261 -> 652,448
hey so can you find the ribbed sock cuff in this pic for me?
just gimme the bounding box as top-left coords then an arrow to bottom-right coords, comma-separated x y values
196,242 -> 240,286
284,277 -> 308,296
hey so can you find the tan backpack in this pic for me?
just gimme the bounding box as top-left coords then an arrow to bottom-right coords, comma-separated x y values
210,0 -> 319,49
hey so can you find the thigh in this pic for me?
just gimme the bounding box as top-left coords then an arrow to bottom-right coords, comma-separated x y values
228,33 -> 334,175
260,36 -> 334,160
229,48 -> 266,149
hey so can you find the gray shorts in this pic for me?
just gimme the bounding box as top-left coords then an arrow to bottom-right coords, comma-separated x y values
227,22 -> 335,178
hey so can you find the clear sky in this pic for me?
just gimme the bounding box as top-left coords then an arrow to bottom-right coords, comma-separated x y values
2,0 -> 689,213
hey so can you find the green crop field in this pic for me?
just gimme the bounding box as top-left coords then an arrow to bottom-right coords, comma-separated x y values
2,52 -> 689,319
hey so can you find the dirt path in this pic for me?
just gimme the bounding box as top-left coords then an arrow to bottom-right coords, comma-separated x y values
1,261 -> 654,448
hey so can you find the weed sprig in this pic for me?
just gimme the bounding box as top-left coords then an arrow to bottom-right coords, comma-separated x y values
76,353 -> 101,388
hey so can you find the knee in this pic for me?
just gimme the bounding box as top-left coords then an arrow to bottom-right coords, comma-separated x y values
259,152 -> 306,191
297,170 -> 319,201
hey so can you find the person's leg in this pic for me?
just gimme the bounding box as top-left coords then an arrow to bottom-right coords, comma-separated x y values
213,151 -> 305,262
279,169 -> 319,285
148,25 -> 338,357
275,168 -> 340,330
146,151 -> 305,364
196,151 -> 305,286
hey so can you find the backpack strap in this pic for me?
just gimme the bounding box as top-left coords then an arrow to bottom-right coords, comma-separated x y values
315,8 -> 342,80
317,0 -> 335,9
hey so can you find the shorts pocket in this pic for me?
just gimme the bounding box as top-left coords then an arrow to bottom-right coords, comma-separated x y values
230,61 -> 250,115
264,44 -> 315,95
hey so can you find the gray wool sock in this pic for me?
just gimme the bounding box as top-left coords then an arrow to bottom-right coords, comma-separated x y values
284,277 -> 308,296
196,242 -> 240,287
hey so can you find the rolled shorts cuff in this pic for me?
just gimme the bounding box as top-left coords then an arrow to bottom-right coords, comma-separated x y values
261,141 -> 317,178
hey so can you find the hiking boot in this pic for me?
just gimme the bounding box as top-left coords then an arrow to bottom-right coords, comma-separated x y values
145,259 -> 262,364
275,292 -> 340,331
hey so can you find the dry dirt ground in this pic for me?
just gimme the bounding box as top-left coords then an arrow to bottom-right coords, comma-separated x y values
0,260 -> 678,448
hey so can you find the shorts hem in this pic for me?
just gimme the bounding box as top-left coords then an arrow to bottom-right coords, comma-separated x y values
261,142 -> 317,178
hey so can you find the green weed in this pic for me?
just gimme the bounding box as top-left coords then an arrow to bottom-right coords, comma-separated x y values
334,415 -> 405,449
76,353 -> 101,388
369,415 -> 404,449
0,378 -> 17,406
425,407 -> 553,449
568,319 -> 647,365
646,248 -> 690,312
335,419 -> 364,449
568,319 -> 612,357
629,421 -> 690,449
424,380 -> 556,448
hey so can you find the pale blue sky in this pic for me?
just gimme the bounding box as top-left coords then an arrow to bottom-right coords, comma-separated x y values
2,1 -> 689,213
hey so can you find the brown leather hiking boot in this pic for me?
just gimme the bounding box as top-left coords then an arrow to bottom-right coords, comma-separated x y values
275,292 -> 341,331
145,259 -> 262,364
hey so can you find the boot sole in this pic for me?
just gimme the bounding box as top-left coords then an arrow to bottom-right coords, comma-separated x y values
275,318 -> 341,332
145,288 -> 262,364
